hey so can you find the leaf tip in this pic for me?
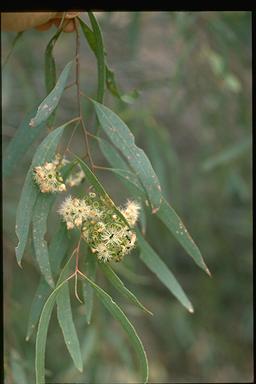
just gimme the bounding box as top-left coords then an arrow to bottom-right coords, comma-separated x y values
188,305 -> 194,314
205,266 -> 212,277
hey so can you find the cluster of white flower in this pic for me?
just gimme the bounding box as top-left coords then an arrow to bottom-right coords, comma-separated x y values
33,154 -> 66,193
33,154 -> 85,193
58,193 -> 140,263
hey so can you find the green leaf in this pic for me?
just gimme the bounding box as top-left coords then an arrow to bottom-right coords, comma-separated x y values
99,263 -> 152,315
79,18 -> 138,104
79,272 -> 149,383
29,61 -> 73,128
88,12 -> 106,103
82,247 -> 96,324
75,156 -> 129,227
26,223 -> 69,341
98,138 -> 209,274
35,257 -> 74,384
15,125 -> 65,267
45,30 -> 62,94
26,279 -> 51,341
106,65 -> 140,104
56,277 -> 83,372
136,230 -> 194,313
92,100 -> 162,213
44,29 -> 62,128
32,194 -> 55,288
3,105 -> 45,177
79,18 -> 97,54
157,200 -> 210,275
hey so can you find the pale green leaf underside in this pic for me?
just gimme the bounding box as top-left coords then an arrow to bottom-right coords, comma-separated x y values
29,60 -> 73,128
79,272 -> 149,383
136,230 -> 194,313
99,263 -> 152,315
15,125 -> 65,266
92,100 -> 162,213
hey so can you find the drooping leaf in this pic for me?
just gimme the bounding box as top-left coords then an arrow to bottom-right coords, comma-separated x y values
35,257 -> 74,384
75,156 -> 129,227
79,18 -> 97,56
26,223 -> 69,341
99,263 -> 152,315
156,200 -> 210,275
88,12 -> 106,103
32,194 -> 56,288
29,61 -> 73,128
98,138 -> 209,274
92,100 -> 162,213
56,268 -> 83,372
15,125 -> 65,266
3,105 -> 45,177
82,246 -> 96,324
106,65 -> 140,104
79,272 -> 149,383
79,18 -> 139,104
44,29 -> 62,127
136,230 -> 194,313
26,279 -> 52,342
45,29 -> 62,94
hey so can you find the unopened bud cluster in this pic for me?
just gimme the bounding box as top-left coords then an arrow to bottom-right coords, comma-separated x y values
58,193 -> 140,262
33,154 -> 85,193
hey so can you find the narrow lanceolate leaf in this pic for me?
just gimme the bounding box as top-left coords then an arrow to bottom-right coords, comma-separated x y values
35,257 -> 74,384
79,272 -> 149,383
82,248 -> 96,324
26,279 -> 51,341
26,224 -> 69,341
92,100 -> 162,213
79,18 -> 138,105
98,139 -> 210,275
35,279 -> 70,384
29,60 -> 73,128
88,12 -> 106,103
75,156 -> 129,227
136,230 -> 194,313
57,278 -> 83,372
45,30 -> 62,94
44,29 -> 62,128
3,106 -> 45,177
157,200 -> 210,275
32,194 -> 55,288
15,125 -> 65,266
99,263 -> 152,315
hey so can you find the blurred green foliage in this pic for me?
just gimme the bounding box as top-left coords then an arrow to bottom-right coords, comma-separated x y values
3,11 -> 252,383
